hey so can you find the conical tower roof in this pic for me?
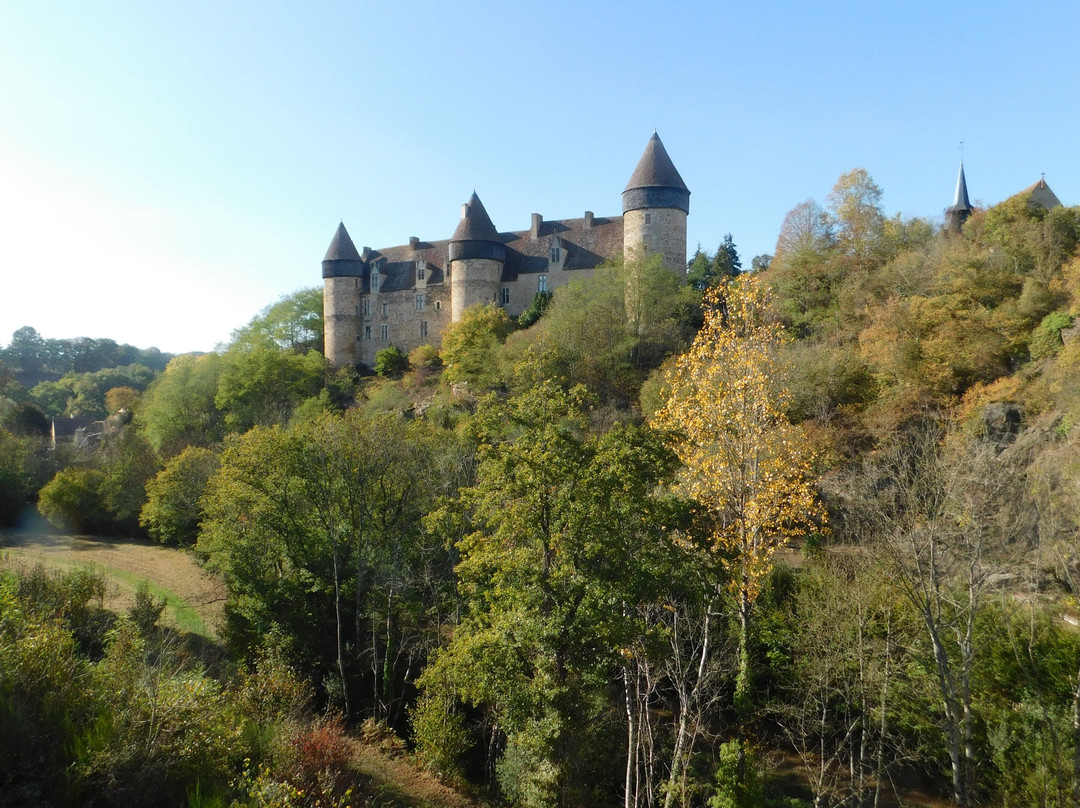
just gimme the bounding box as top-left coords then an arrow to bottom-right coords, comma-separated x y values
948,163 -> 973,213
323,222 -> 362,262
451,192 -> 500,242
624,132 -> 689,193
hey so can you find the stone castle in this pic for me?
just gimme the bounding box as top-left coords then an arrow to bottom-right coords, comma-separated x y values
322,132 -> 690,368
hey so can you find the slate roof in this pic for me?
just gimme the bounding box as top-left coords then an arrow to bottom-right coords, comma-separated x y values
451,192 -> 501,242
624,132 -> 689,192
323,222 -> 362,262
948,162 -> 973,212
359,212 -> 624,293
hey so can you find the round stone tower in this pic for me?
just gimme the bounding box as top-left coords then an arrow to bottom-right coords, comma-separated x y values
322,222 -> 365,368
622,132 -> 690,273
449,192 -> 506,322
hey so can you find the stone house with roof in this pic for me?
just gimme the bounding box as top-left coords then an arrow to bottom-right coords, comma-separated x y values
322,133 -> 690,369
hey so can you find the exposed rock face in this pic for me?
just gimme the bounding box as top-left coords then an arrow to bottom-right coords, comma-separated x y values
982,402 -> 1023,446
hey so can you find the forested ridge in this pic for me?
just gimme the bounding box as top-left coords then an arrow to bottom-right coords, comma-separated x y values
3,173 -> 1080,808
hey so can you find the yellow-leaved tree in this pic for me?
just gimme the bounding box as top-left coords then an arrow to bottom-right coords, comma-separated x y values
653,275 -> 825,727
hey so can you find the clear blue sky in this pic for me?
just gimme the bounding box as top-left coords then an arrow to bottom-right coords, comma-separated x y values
1,1 -> 1076,354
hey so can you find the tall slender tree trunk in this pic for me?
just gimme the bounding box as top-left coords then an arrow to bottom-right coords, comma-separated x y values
332,547 -> 352,720
735,590 -> 752,785
1072,662 -> 1080,808
873,613 -> 892,808
624,664 -> 639,808
664,606 -> 713,808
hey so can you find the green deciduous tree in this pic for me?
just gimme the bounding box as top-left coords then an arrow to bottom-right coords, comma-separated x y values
374,345 -> 409,378
227,287 -> 325,354
199,411 -> 446,722
215,346 -> 327,433
439,303 -> 512,390
137,353 -> 224,457
521,256 -> 697,406
37,467 -> 110,534
140,446 -> 220,545
420,382 -> 680,807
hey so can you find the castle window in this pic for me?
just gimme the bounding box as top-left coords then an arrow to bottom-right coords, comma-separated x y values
435,300 -> 441,311
372,273 -> 379,290
416,294 -> 425,311
550,246 -> 560,263
363,299 -> 370,316
420,321 -> 428,339
380,324 -> 388,340
364,325 -> 371,340
644,212 -> 652,225
381,302 -> 389,317
501,287 -> 510,305
417,265 -> 425,281
538,275 -> 547,293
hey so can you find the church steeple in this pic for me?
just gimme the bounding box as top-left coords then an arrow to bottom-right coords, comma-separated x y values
946,162 -> 974,233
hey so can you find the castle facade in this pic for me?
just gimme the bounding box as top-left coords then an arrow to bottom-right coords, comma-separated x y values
322,133 -> 690,368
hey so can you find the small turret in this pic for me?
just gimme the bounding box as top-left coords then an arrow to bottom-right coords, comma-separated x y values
622,132 -> 689,273
945,162 -> 974,233
449,192 -> 506,321
322,222 -> 366,368
322,222 -> 365,278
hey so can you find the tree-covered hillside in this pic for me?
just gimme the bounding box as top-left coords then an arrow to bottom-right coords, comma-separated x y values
4,179 -> 1080,808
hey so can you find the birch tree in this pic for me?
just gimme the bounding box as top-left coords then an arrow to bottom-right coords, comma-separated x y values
654,276 -> 825,791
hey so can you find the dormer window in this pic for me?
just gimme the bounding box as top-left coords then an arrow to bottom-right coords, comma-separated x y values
417,265 -> 425,281
550,246 -> 561,263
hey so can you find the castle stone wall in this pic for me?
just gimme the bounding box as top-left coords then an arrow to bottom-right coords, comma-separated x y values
324,277 -> 360,368
450,258 -> 502,322
355,285 -> 452,366
623,208 -> 687,273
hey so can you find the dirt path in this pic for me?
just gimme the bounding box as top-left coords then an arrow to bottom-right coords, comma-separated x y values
0,512 -> 226,638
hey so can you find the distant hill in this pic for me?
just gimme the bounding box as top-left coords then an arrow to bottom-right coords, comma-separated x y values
0,326 -> 173,389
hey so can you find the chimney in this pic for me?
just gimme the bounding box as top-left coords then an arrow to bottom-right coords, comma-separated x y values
361,246 -> 371,261
584,211 -> 594,230
461,203 -> 468,219
409,236 -> 419,249
531,213 -> 543,240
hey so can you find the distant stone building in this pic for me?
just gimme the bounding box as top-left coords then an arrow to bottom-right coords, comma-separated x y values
1022,177 -> 1062,211
946,163 -> 1063,233
50,416 -> 100,449
322,133 -> 690,369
